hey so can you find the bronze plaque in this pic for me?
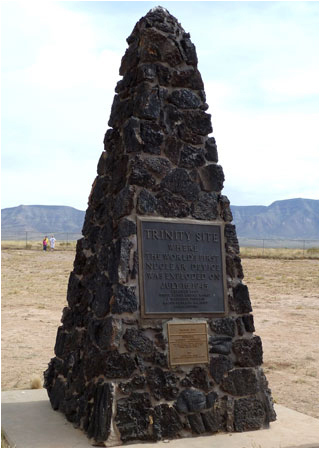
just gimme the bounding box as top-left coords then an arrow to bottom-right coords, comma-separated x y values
137,217 -> 227,318
168,322 -> 209,366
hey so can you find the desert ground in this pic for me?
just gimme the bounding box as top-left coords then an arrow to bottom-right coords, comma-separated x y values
1,248 -> 318,419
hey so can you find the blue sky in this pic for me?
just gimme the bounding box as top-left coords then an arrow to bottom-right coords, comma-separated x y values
1,1 -> 319,210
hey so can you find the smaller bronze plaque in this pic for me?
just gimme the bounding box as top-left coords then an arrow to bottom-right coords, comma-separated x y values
167,322 -> 209,366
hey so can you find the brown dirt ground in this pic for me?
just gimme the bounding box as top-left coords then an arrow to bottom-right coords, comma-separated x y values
1,250 -> 318,418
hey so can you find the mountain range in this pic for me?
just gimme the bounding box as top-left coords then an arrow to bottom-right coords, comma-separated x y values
1,198 -> 319,241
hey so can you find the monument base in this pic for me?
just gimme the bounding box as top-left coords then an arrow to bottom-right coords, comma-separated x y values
2,390 -> 319,448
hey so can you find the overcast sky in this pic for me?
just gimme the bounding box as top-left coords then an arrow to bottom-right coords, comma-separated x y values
1,1 -> 319,210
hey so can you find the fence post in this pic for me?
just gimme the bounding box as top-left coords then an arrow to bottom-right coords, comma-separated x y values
262,239 -> 265,256
303,240 -> 305,257
25,231 -> 28,249
67,233 -> 69,246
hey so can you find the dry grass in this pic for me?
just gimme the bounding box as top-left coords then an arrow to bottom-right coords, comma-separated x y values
1,249 -> 319,420
1,240 -> 77,251
240,246 -> 318,259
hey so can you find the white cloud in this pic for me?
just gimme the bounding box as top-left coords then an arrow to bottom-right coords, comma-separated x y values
260,70 -> 319,100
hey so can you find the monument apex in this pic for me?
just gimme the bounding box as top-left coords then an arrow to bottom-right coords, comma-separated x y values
44,6 -> 276,445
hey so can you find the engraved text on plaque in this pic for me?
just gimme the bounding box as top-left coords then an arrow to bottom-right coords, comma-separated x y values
137,217 -> 227,317
168,322 -> 209,366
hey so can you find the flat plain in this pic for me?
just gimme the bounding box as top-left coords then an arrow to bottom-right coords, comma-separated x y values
1,249 -> 318,418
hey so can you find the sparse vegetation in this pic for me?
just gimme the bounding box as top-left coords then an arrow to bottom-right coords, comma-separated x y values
30,375 -> 43,389
1,240 -> 77,251
1,249 -> 319,420
240,246 -> 318,259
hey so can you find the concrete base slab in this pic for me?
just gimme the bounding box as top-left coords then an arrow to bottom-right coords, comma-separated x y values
1,389 -> 319,448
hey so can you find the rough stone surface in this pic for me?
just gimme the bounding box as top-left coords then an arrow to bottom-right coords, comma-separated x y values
153,404 -> 183,440
115,393 -> 152,442
234,397 -> 266,432
209,336 -> 233,355
45,6 -> 275,446
221,368 -> 260,396
233,336 -> 263,367
209,355 -> 234,384
209,317 -> 235,337
175,389 -> 207,413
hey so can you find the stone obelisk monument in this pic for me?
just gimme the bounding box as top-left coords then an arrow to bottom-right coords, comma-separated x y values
44,7 -> 276,445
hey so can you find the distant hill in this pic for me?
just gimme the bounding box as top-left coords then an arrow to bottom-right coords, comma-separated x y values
1,205 -> 85,239
231,198 -> 319,240
1,198 -> 319,241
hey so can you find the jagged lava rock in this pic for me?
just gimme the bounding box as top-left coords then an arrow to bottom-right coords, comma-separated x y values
44,6 -> 276,445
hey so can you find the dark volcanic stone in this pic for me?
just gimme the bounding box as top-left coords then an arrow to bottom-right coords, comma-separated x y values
111,284 -> 137,314
169,89 -> 201,109
175,389 -> 207,413
205,137 -> 218,162
209,317 -> 235,337
163,136 -> 182,165
209,355 -> 234,384
209,337 -> 233,355
124,328 -> 154,354
140,28 -> 183,67
191,192 -> 218,220
137,189 -> 157,215
180,36 -> 198,66
137,63 -> 157,83
88,316 -> 121,351
120,40 -> 139,76
48,376 -> 66,411
114,186 -> 135,220
178,123 -> 204,145
90,274 -> 112,318
182,367 -> 211,392
118,218 -> 136,238
179,145 -> 206,169
153,404 -> 183,440
87,382 -> 113,442
144,156 -> 171,176
54,327 -> 84,359
134,84 -> 161,120
183,110 -> 212,136
226,254 -> 244,280
161,168 -> 200,201
123,117 -> 143,153
219,195 -> 233,222
258,369 -> 277,422
118,376 -> 146,395
206,391 -> 218,408
201,410 -> 219,433
242,314 -> 255,333
234,398 -> 265,432
236,317 -> 245,336
233,336 -> 263,367
188,413 -> 206,434
129,156 -> 156,187
230,283 -> 253,314
225,224 -> 240,255
108,96 -> 134,128
104,351 -> 136,378
131,250 -> 138,280
198,164 -> 225,192
146,367 -> 179,401
156,189 -> 189,218
116,392 -> 152,442
142,349 -> 168,369
171,69 -> 204,90
140,122 -> 164,147
221,368 -> 259,396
